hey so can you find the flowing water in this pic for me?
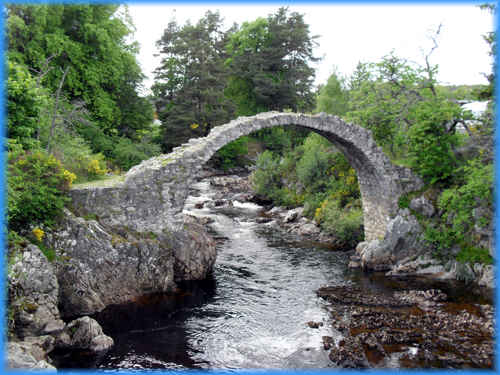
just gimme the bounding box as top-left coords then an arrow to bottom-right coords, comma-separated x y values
55,178 -> 491,370
90,179 -> 352,370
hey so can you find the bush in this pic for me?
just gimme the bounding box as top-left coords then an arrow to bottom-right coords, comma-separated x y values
316,198 -> 364,247
7,60 -> 49,150
212,136 -> 249,170
112,136 -> 161,171
8,146 -> 75,230
296,133 -> 334,189
407,100 -> 460,184
49,129 -> 109,182
252,150 -> 282,198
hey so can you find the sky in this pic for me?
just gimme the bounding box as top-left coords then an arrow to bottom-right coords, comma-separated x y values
126,3 -> 495,93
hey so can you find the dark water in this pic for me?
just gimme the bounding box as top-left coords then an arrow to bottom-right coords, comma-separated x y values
54,179 -> 490,370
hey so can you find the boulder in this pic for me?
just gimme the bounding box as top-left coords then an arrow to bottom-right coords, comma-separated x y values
360,209 -> 423,271
7,340 -> 56,370
283,207 -> 304,223
171,215 -> 217,281
57,316 -> 113,354
8,244 -> 64,339
409,196 -> 435,218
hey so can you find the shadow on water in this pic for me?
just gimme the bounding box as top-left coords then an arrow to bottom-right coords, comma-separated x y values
52,278 -> 218,369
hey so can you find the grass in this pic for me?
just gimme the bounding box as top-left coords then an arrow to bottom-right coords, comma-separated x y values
71,174 -> 126,189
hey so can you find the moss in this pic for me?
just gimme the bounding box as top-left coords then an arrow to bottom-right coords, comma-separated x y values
83,213 -> 98,221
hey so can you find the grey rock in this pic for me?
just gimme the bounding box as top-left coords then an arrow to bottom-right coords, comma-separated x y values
361,209 -> 423,271
61,316 -> 113,354
283,207 -> 304,223
171,215 -> 217,281
409,196 -> 435,217
8,244 -> 62,339
47,209 -> 216,317
7,340 -> 56,369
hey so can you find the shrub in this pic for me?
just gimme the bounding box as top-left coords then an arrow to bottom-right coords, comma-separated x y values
8,147 -> 74,230
112,136 -> 161,171
407,100 -> 460,184
252,150 -> 282,197
212,136 -> 249,170
316,198 -> 364,247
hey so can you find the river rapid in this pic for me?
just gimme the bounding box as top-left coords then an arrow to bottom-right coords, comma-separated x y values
55,176 -> 493,370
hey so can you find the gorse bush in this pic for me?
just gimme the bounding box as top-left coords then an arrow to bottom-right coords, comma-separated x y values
8,143 -> 75,230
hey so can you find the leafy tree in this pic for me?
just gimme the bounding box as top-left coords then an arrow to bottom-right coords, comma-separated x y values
6,4 -> 153,141
225,7 -> 319,115
7,60 -> 49,150
315,68 -> 349,116
152,11 -> 235,152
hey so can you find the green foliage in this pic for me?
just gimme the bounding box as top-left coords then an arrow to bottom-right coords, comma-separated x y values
423,157 -> 493,264
212,136 -> 249,170
225,7 -> 318,115
315,69 -> 349,116
7,60 -> 48,150
7,4 -> 152,139
406,99 -> 460,184
296,133 -> 334,189
8,146 -> 74,230
456,245 -> 493,265
316,200 -> 364,247
251,133 -> 363,244
153,11 -> 234,152
112,137 -> 162,171
252,150 -> 282,199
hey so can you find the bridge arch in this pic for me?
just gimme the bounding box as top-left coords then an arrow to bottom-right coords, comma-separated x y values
112,112 -> 422,242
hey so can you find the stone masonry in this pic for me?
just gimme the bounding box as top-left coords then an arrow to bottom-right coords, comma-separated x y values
70,112 -> 423,242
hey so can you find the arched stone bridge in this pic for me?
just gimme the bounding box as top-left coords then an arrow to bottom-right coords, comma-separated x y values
71,112 -> 423,241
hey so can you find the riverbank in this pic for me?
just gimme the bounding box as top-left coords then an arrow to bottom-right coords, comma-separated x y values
204,168 -> 495,369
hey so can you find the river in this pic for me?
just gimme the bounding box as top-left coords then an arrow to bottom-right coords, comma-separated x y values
54,177 -> 493,369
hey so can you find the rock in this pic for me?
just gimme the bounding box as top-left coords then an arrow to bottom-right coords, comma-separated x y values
60,316 -> 113,354
477,265 -> 494,289
306,321 -> 323,328
322,336 -> 334,350
8,244 -> 63,339
47,209 -> 179,317
7,341 -> 56,369
387,254 -> 445,277
409,196 -> 435,217
267,206 -> 287,216
360,209 -> 423,271
355,241 -> 368,255
283,207 -> 303,223
171,215 -> 217,281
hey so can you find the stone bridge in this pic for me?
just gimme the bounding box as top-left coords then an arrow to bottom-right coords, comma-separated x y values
71,112 -> 423,242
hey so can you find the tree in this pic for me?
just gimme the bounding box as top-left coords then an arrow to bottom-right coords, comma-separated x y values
315,68 -> 349,116
152,11 -> 235,152
6,4 -> 153,141
225,7 -> 319,115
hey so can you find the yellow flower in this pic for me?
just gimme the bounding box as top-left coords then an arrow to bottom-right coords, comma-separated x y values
63,169 -> 77,186
32,227 -> 44,242
190,123 -> 199,129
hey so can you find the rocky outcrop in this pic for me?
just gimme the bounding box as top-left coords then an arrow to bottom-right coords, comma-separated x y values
7,242 -> 114,369
354,208 -> 424,271
45,209 -> 216,318
8,244 -> 65,339
7,338 -> 56,370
